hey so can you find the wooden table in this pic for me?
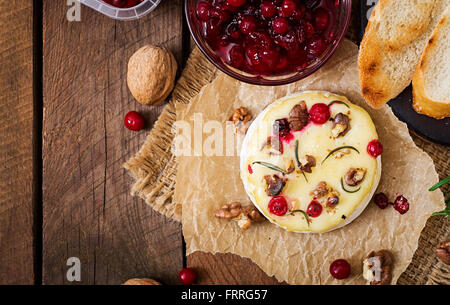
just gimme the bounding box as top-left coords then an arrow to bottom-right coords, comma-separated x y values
0,0 -> 281,285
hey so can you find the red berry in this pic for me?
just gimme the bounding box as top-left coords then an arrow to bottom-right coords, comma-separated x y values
240,16 -> 258,35
226,0 -> 246,8
374,193 -> 390,209
248,164 -> 253,174
196,1 -> 210,21
314,8 -> 329,31
367,139 -> 383,158
393,195 -> 409,215
330,259 -> 351,280
124,111 -> 145,131
302,20 -> 315,39
279,0 -> 297,17
228,45 -> 245,68
260,47 -> 280,72
268,196 -> 288,216
260,1 -> 277,18
179,268 -> 197,285
306,35 -> 327,56
309,103 -> 330,124
307,200 -> 323,218
272,17 -> 289,34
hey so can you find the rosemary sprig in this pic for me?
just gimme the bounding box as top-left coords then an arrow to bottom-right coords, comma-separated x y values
429,177 -> 450,191
340,178 -> 361,193
252,161 -> 288,175
328,100 -> 350,108
295,140 -> 308,182
430,176 -> 450,220
286,209 -> 310,227
322,146 -> 360,165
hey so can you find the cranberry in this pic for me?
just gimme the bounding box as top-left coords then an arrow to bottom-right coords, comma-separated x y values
210,7 -> 231,24
240,16 -> 258,35
204,18 -> 222,38
247,31 -> 272,48
291,4 -> 306,21
314,8 -> 329,31
226,0 -> 246,7
179,268 -> 197,285
279,0 -> 297,17
226,22 -> 242,39
329,259 -> 351,280
124,111 -> 145,131
260,1 -> 277,18
196,1 -> 210,21
268,196 -> 288,216
307,201 -> 323,218
393,195 -> 410,215
367,139 -> 383,158
302,20 -> 315,39
273,118 -> 291,139
272,17 -> 289,34
248,164 -> 253,174
104,0 -> 143,8
228,45 -> 245,68
374,193 -> 390,209
306,35 -> 327,56
260,47 -> 280,72
309,103 -> 330,124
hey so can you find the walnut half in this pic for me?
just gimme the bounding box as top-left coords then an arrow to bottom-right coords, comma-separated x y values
229,107 -> 252,134
215,202 -> 265,230
363,250 -> 393,285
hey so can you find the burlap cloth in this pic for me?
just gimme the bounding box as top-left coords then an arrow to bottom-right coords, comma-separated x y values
124,3 -> 449,284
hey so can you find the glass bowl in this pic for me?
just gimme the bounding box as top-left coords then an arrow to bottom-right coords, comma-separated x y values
185,0 -> 352,86
80,0 -> 161,21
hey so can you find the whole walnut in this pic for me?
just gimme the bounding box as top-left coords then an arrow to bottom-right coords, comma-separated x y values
127,45 -> 178,105
122,278 -> 161,285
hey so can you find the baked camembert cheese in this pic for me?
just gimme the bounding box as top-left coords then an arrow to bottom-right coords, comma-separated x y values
240,91 -> 382,233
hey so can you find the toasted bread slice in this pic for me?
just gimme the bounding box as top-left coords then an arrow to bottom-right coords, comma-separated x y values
358,0 -> 448,109
413,6 -> 450,119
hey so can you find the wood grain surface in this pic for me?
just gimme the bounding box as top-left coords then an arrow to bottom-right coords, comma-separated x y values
0,0 -> 36,285
42,0 -> 184,285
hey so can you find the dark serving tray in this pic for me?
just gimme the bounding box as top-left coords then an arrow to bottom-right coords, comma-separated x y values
360,1 -> 450,146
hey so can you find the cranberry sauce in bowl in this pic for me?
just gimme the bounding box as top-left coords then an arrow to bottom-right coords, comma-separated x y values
186,0 -> 351,85
103,0 -> 144,8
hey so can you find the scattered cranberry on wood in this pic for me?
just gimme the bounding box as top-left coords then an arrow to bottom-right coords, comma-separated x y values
124,111 -> 146,131
179,268 -> 197,285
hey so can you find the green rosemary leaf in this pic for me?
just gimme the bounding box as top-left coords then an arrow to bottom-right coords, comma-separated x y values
322,146 -> 360,165
286,209 -> 310,226
252,161 -> 288,175
340,178 -> 361,193
295,140 -> 308,182
432,210 -> 450,217
328,100 -> 350,108
429,177 -> 450,191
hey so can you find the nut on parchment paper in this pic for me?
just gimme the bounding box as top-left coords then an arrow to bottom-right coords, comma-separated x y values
122,278 -> 161,285
362,250 -> 393,285
435,240 -> 450,264
127,45 -> 178,106
229,107 -> 252,134
215,202 -> 265,230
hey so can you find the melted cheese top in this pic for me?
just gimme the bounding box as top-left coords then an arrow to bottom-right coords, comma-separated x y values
240,91 -> 381,233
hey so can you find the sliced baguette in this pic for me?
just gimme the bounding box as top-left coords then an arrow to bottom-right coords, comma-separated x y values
358,0 -> 448,109
413,6 -> 450,119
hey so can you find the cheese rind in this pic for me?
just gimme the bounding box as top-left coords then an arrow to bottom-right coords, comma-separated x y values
240,91 -> 381,233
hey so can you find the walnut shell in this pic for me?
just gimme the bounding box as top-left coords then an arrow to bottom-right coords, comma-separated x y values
122,278 -> 161,285
127,45 -> 178,105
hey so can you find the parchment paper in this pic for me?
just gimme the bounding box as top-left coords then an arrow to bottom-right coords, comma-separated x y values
174,40 -> 445,284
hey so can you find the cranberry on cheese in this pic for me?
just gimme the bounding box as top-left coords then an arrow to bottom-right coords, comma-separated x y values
240,91 -> 381,233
